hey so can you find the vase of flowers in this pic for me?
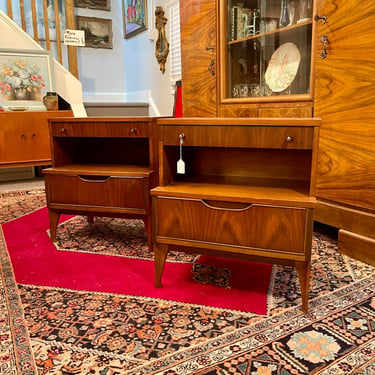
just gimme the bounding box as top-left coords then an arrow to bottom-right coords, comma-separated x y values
0,58 -> 46,101
14,86 -> 30,100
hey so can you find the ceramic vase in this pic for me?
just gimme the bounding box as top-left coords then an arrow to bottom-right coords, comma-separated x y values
14,86 -> 30,100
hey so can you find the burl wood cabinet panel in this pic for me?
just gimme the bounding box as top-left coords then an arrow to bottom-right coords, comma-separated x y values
314,0 -> 375,265
180,0 -> 217,117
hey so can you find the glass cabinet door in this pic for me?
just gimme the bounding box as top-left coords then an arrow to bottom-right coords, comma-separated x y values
222,0 -> 314,100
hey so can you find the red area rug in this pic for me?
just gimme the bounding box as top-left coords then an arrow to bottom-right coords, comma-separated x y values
3,207 -> 272,314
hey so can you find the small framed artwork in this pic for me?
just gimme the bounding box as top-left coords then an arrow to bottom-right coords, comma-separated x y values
74,0 -> 111,11
76,16 -> 113,49
122,0 -> 148,39
0,49 -> 55,110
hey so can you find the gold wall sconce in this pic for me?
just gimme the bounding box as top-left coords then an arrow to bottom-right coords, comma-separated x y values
155,6 -> 169,73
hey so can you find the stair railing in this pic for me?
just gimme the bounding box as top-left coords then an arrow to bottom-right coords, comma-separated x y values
4,0 -> 78,78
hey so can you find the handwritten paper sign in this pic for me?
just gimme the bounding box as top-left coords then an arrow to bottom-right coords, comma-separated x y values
63,29 -> 85,46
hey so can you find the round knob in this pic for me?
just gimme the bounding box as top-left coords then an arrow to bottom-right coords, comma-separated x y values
286,135 -> 294,142
61,127 -> 65,133
130,127 -> 136,133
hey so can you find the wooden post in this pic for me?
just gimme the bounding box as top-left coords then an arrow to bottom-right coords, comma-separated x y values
6,0 -> 13,18
65,0 -> 79,79
31,0 -> 39,43
53,0 -> 62,64
43,0 -> 51,51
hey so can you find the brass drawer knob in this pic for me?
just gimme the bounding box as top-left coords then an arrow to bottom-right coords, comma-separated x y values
286,135 -> 294,142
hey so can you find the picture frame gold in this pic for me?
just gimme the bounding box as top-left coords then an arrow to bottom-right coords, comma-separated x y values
122,0 -> 148,39
74,0 -> 111,11
76,16 -> 113,49
0,49 -> 55,110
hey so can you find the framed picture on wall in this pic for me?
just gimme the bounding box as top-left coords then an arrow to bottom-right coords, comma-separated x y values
122,0 -> 148,39
0,49 -> 55,110
76,16 -> 113,49
74,0 -> 111,11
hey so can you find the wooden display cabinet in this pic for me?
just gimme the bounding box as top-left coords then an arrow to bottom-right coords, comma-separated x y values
0,110 -> 73,168
180,0 -> 375,265
218,0 -> 315,117
151,117 -> 321,313
181,0 -> 315,118
43,117 -> 158,250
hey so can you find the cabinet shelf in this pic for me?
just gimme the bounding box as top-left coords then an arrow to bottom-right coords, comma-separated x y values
153,178 -> 315,207
228,19 -> 312,45
44,163 -> 154,177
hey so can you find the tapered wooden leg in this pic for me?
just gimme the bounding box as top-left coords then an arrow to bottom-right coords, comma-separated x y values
142,216 -> 152,251
48,209 -> 60,243
154,243 -> 169,288
295,261 -> 310,313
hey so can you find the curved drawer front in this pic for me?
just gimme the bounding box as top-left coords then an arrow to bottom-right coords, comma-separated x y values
163,125 -> 314,149
45,175 -> 147,209
155,197 -> 306,254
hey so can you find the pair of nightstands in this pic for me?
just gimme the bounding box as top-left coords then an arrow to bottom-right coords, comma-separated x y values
44,116 -> 320,312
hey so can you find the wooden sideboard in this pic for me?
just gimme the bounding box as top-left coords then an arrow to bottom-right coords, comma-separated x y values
151,117 -> 321,313
0,110 -> 73,168
43,117 -> 158,250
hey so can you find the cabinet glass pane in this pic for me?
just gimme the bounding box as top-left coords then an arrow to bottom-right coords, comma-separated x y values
226,0 -> 313,99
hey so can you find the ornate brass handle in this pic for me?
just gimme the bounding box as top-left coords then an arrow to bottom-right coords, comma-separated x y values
320,34 -> 328,59
208,59 -> 215,76
206,46 -> 215,76
314,14 -> 327,24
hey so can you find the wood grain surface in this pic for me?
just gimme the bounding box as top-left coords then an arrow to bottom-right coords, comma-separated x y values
180,0 -> 217,117
314,0 -> 375,212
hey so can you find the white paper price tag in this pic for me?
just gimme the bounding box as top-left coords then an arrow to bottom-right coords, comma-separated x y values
177,133 -> 185,174
177,159 -> 185,174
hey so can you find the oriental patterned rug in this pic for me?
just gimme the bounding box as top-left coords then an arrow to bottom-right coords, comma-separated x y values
0,188 -> 374,374
3,207 -> 272,314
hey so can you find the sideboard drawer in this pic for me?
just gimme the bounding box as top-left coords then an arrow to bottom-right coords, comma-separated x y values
162,125 -> 314,149
155,196 -> 307,254
51,122 -> 148,138
45,174 -> 148,209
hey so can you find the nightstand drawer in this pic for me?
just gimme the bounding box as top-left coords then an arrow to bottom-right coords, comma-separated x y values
51,122 -> 148,138
45,174 -> 148,209
162,125 -> 314,149
155,196 -> 307,254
